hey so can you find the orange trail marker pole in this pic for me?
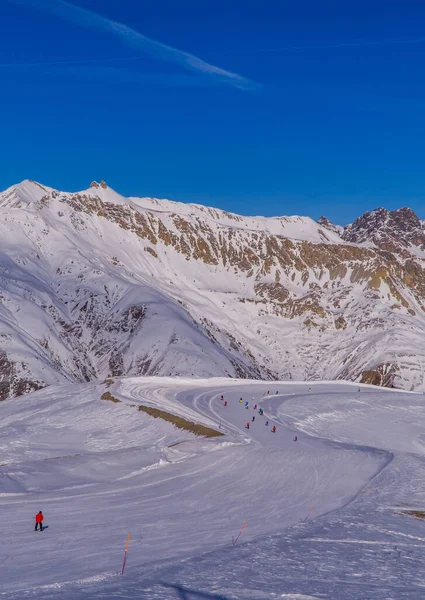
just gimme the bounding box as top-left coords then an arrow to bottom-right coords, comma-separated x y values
302,507 -> 315,523
121,532 -> 131,575
232,522 -> 247,545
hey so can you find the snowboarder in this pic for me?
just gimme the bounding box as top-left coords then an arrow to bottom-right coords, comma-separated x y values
246,422 -> 250,429
252,416 -> 255,422
272,425 -> 276,433
224,401 -> 228,406
35,511 -> 44,532
293,436 -> 298,442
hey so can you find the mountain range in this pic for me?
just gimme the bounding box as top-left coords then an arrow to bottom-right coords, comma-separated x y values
1,178 -> 425,399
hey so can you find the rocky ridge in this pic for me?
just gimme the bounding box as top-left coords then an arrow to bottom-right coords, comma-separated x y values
1,179 -> 425,398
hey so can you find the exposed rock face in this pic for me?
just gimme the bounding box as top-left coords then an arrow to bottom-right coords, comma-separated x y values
318,216 -> 344,238
0,352 -> 43,401
1,179 -> 425,398
343,207 -> 425,252
360,363 -> 397,388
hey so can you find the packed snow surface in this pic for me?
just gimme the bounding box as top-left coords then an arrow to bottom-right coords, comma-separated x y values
1,379 -> 425,598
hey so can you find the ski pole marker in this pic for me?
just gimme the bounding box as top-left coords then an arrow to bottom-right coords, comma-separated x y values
232,522 -> 247,545
121,532 -> 131,575
302,507 -> 315,523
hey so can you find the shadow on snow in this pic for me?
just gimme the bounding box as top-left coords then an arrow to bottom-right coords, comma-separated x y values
160,582 -> 231,599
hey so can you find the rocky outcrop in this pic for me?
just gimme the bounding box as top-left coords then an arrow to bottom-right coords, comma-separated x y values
343,207 -> 425,253
0,352 -> 43,401
318,216 -> 344,238
360,363 -> 397,388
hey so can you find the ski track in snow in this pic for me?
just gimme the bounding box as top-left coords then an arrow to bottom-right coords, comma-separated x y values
1,379 -> 425,598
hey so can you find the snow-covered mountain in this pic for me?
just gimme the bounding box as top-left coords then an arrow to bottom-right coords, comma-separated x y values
2,179 -> 425,397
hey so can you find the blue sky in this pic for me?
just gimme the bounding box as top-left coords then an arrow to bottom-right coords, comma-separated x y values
1,0 -> 425,224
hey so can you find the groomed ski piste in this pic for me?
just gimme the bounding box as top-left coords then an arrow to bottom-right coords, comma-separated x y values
2,378 -> 425,599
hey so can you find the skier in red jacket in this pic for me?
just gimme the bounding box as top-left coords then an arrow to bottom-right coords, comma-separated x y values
35,511 -> 44,532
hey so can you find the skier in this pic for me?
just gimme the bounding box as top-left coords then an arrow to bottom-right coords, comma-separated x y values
224,401 -> 228,406
35,511 -> 44,532
308,387 -> 312,392
252,416 -> 255,422
265,421 -> 269,426
276,391 -> 279,395
272,425 -> 276,433
239,398 -> 243,403
221,395 -> 224,401
254,404 -> 257,410
293,436 -> 298,442
246,422 -> 250,429
259,408 -> 263,415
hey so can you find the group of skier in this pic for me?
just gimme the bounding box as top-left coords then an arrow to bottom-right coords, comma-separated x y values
221,393 -> 298,441
244,398 -> 276,432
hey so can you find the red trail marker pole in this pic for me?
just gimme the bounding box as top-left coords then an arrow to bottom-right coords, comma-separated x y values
302,507 -> 315,523
121,532 -> 131,575
232,522 -> 247,545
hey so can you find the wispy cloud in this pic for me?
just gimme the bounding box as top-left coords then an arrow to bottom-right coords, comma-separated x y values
7,0 -> 258,91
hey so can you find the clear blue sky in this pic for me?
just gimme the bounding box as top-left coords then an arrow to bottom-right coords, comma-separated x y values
1,0 -> 425,224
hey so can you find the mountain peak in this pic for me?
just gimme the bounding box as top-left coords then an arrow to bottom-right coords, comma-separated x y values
317,216 -> 344,237
80,181 -> 127,205
0,180 -> 54,208
90,180 -> 108,190
343,206 -> 424,250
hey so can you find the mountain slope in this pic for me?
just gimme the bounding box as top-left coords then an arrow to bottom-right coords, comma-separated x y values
1,180 -> 425,396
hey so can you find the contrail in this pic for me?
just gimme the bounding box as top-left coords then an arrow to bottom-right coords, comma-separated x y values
3,34 -> 423,71
7,0 -> 258,91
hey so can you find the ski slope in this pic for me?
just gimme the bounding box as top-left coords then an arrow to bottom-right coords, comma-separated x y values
1,379 -> 425,598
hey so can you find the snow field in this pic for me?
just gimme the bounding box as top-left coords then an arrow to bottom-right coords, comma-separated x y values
2,380 -> 424,598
